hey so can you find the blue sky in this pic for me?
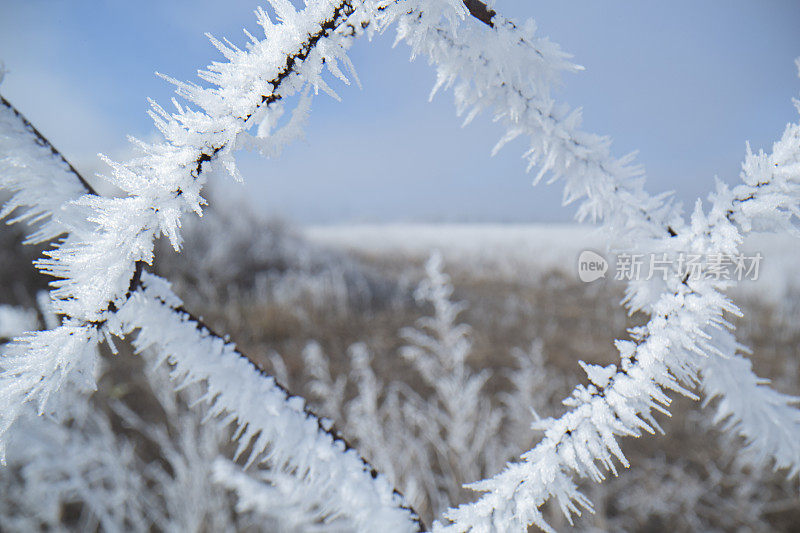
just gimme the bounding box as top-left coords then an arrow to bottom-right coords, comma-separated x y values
1,1 -> 798,223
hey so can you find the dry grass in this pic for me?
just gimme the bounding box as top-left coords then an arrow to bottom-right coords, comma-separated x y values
157,244 -> 800,531
2,216 -> 798,531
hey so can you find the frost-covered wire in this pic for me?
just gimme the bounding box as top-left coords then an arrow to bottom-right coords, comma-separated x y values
111,272 -> 421,531
1,8 -> 424,519
0,3 -> 423,526
0,0 -> 381,460
407,6 -> 800,531
0,95 -> 103,460
396,0 -> 680,242
0,95 -> 96,244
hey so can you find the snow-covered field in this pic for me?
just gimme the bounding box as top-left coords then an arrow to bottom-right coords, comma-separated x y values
304,223 -> 800,303
304,223 -> 603,276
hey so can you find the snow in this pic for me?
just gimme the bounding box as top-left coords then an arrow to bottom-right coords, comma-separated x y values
304,223 -> 800,304
304,223 -> 604,276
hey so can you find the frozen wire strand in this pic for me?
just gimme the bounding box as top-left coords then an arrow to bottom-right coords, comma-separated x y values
0,96 -> 96,245
0,92 -> 425,530
0,95 -> 98,196
115,273 -> 421,531
418,3 -> 800,530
